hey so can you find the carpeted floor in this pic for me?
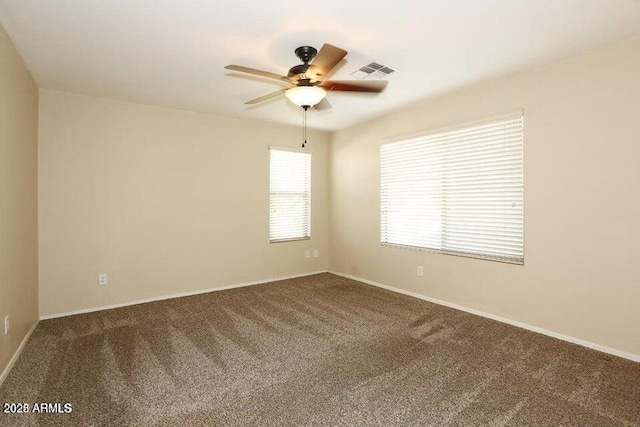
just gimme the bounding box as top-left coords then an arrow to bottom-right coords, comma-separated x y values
1,273 -> 639,426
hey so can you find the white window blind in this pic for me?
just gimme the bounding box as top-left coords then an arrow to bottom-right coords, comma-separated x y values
380,113 -> 524,264
270,148 -> 311,242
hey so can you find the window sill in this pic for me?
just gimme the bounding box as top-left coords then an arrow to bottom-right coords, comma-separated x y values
270,237 -> 311,244
381,242 -> 524,265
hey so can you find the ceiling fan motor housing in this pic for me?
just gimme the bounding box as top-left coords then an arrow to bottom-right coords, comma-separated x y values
288,64 -> 310,78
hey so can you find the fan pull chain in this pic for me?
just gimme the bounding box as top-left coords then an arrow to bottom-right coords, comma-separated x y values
302,106 -> 308,148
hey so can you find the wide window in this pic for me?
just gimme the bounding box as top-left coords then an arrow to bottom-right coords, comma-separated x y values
270,147 -> 312,242
380,113 -> 524,264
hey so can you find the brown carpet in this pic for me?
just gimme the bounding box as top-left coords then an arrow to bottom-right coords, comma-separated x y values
1,273 -> 639,426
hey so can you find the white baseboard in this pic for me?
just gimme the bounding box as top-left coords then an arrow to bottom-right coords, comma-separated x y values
40,270 -> 329,320
0,321 -> 38,387
329,270 -> 640,363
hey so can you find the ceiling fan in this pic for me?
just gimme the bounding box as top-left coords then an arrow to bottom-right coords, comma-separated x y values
224,43 -> 388,111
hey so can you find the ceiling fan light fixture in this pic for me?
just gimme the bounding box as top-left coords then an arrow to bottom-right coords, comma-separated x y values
285,86 -> 326,108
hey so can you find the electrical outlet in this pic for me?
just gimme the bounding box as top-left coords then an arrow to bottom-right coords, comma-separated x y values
313,250 -> 319,258
305,250 -> 310,259
98,273 -> 108,285
4,315 -> 8,336
417,266 -> 424,277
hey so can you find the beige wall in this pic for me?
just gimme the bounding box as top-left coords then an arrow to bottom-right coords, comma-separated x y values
38,90 -> 329,316
329,37 -> 640,357
0,25 -> 39,376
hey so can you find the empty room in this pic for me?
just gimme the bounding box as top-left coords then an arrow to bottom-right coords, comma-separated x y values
1,0 -> 639,425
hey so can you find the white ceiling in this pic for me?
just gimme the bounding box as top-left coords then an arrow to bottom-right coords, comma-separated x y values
1,0 -> 640,131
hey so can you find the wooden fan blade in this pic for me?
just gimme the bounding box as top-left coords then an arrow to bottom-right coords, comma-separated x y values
321,80 -> 388,93
307,44 -> 347,81
245,89 -> 287,105
225,65 -> 289,83
314,98 -> 332,111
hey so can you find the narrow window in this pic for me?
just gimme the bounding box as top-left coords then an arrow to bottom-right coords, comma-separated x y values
270,148 -> 312,242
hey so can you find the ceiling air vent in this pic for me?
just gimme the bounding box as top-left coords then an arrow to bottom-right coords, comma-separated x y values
350,62 -> 397,80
